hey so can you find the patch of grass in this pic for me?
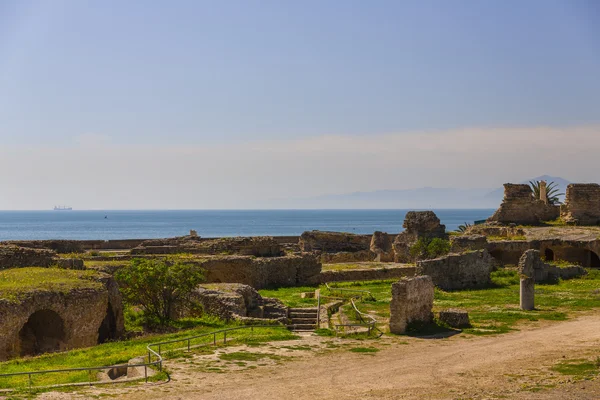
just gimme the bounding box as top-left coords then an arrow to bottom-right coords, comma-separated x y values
552,358 -> 600,378
349,347 -> 379,353
258,285 -> 319,308
491,269 -> 520,287
0,267 -> 104,302
487,235 -> 528,241
314,328 -> 336,337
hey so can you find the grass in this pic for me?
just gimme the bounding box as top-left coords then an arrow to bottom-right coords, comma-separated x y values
258,285 -> 320,308
551,358 -> 600,378
322,262 -> 392,271
0,321 -> 297,390
349,347 -> 379,353
0,267 -> 104,302
487,235 -> 528,241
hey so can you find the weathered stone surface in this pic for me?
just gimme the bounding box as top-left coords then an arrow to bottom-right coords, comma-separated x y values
518,250 -> 538,310
0,274 -> 124,361
2,240 -> 86,254
200,254 -> 322,289
487,184 -> 559,225
389,276 -> 434,334
188,283 -> 287,322
415,250 -> 493,291
560,184 -> 600,225
320,250 -> 374,263
393,211 -> 448,263
132,236 -> 283,257
308,265 -> 416,284
450,235 -> 488,253
370,231 -> 394,262
438,309 -> 470,328
299,231 -> 371,253
0,245 -> 57,270
55,258 -> 85,270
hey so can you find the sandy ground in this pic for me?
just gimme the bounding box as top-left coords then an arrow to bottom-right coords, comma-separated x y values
30,313 -> 600,400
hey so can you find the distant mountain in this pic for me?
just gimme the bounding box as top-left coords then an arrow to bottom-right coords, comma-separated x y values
282,175 -> 572,209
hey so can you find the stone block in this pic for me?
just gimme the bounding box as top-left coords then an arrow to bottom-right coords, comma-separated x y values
438,309 -> 470,328
389,275 -> 434,334
415,250 -> 493,291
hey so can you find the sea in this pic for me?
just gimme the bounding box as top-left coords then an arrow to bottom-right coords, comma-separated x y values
0,210 -> 495,241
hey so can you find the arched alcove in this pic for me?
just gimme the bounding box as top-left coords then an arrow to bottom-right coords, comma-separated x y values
19,309 -> 65,356
97,303 -> 117,344
590,250 -> 600,269
544,248 -> 555,261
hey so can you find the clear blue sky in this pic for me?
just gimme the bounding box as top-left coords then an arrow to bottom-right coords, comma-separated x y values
1,0 -> 599,146
0,1 -> 599,209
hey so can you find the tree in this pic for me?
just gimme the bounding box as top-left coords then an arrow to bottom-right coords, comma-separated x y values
115,258 -> 205,327
455,222 -> 472,233
529,180 -> 564,205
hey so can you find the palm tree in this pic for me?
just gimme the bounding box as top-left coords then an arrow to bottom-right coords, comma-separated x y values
529,180 -> 564,205
455,222 -> 472,233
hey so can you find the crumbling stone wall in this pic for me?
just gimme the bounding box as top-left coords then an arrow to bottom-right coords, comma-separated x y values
370,231 -> 394,262
132,236 -> 283,257
560,184 -> 600,225
299,231 -> 371,253
389,276 -> 434,334
0,245 -> 57,270
200,254 -> 322,289
2,240 -> 86,254
415,250 -> 493,290
392,211 -> 448,263
450,235 -> 488,253
0,274 -> 124,361
185,283 -> 287,322
487,184 -> 559,225
309,265 -> 415,284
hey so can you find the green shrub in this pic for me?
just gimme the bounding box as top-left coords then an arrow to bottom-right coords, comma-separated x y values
115,258 -> 205,327
409,238 -> 451,260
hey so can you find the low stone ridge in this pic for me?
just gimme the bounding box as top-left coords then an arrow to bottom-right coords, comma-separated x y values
200,254 -> 322,289
560,184 -> 600,225
487,183 -> 559,225
309,265 -> 416,284
320,250 -> 374,263
0,245 -> 57,270
415,250 -> 493,291
187,283 -> 287,323
1,240 -> 86,254
298,231 -> 371,253
0,271 -> 124,361
389,275 -> 434,334
370,231 -> 394,262
131,236 -> 283,257
438,309 -> 470,328
393,211 -> 448,263
450,235 -> 488,253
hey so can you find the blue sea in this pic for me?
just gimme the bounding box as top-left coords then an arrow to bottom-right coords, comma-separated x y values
0,210 -> 495,241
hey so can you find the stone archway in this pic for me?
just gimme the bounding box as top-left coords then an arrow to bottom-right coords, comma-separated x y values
589,250 -> 600,269
544,248 -> 555,262
19,309 -> 65,356
97,303 -> 117,344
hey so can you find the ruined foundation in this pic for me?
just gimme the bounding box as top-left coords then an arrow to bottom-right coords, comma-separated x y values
389,276 -> 434,334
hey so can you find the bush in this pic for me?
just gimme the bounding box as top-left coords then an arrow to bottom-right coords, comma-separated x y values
409,238 -> 451,260
115,258 -> 205,328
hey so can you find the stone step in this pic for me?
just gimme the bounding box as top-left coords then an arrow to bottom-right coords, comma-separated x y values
289,308 -> 318,312
290,318 -> 317,324
288,323 -> 316,331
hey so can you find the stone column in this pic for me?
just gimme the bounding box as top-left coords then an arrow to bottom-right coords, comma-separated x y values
518,250 -> 538,310
539,181 -> 548,204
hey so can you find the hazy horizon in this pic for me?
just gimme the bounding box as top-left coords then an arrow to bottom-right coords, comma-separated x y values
1,1 -> 598,209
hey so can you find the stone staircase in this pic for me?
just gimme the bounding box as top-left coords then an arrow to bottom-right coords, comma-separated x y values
288,307 -> 318,331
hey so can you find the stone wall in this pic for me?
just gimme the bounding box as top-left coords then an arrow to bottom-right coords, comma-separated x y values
185,283 -> 287,322
370,231 -> 394,262
450,235 -> 488,253
199,254 -> 322,289
389,276 -> 434,334
0,275 -> 124,361
132,236 -> 283,257
487,184 -> 559,225
0,245 -> 57,270
415,250 -> 493,290
319,250 -> 374,263
309,265 -> 416,284
393,211 -> 447,263
560,184 -> 600,225
299,231 -> 371,253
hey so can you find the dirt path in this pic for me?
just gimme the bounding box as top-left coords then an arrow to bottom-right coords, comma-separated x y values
39,314 -> 600,400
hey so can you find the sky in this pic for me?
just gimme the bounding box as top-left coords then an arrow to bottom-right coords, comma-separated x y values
0,0 -> 599,209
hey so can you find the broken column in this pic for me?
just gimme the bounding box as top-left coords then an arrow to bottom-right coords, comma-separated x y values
389,275 -> 434,334
539,181 -> 548,204
518,250 -> 540,311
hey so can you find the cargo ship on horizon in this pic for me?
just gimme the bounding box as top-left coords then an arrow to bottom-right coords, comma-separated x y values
53,206 -> 72,211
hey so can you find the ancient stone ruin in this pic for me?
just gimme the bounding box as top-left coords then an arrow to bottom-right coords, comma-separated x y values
415,250 -> 493,291
182,283 -> 287,323
370,231 -> 394,262
560,184 -> 600,225
132,236 -> 283,257
392,211 -> 447,263
299,231 -> 373,262
449,234 -> 488,253
438,309 -> 470,328
487,183 -> 559,225
389,275 -> 434,334
0,245 -> 57,270
0,273 -> 124,361
518,250 -> 538,310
